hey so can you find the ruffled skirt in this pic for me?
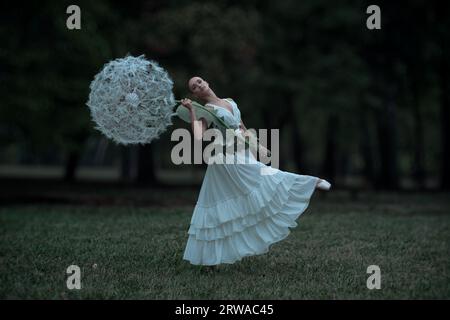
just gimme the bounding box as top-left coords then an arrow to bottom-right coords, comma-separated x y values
183,149 -> 319,265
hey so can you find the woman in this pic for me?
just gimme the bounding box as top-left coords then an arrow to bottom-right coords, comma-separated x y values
180,76 -> 331,270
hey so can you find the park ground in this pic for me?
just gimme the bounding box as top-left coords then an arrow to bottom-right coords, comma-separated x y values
0,182 -> 449,299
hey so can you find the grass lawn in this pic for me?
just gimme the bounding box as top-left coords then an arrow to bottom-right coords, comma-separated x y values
0,191 -> 449,299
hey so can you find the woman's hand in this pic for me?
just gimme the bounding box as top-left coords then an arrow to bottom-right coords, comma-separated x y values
259,144 -> 271,158
181,98 -> 204,140
180,98 -> 193,112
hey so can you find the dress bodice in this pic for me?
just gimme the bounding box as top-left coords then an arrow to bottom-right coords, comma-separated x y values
205,98 -> 241,130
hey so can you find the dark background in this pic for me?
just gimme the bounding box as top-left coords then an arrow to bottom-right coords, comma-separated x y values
1,0 -> 449,200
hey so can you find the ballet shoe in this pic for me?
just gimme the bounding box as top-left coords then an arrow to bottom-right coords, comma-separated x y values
317,179 -> 331,191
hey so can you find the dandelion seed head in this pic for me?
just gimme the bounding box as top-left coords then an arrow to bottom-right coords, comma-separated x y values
86,55 -> 176,145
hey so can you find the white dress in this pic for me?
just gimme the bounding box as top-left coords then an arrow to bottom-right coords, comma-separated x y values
183,98 -> 320,266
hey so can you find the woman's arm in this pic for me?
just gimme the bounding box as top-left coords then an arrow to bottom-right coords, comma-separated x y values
239,120 -> 247,132
190,110 -> 208,141
181,98 -> 207,140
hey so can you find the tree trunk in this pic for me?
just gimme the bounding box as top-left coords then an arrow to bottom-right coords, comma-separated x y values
121,145 -> 139,183
136,144 -> 157,186
359,105 -> 376,187
275,93 -> 308,172
411,82 -> 426,189
439,46 -> 450,190
322,114 -> 339,183
121,146 -> 131,181
64,151 -> 80,182
375,90 -> 399,190
291,117 -> 305,173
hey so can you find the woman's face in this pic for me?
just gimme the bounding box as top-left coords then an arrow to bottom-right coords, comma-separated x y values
188,76 -> 210,98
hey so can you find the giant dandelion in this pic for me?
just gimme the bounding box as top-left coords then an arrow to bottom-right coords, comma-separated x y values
86,55 -> 177,145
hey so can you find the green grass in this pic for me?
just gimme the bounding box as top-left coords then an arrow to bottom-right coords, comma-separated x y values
0,193 -> 449,299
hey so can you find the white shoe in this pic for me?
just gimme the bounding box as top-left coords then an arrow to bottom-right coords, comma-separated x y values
317,179 -> 331,191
